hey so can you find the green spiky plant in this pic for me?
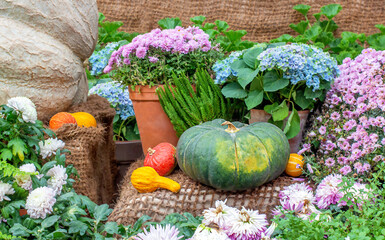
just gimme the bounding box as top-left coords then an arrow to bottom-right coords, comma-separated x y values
157,69 -> 230,136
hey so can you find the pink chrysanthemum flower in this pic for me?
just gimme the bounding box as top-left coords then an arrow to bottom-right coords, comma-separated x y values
135,224 -> 183,240
315,174 -> 344,209
224,207 -> 268,240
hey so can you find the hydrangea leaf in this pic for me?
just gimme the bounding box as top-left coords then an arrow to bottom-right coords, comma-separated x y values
321,4 -> 342,20
245,90 -> 264,110
294,89 -> 313,109
230,59 -> 248,72
283,107 -> 301,139
263,72 -> 289,92
289,21 -> 309,35
237,69 -> 259,89
267,100 -> 289,122
8,137 -> 27,161
221,82 -> 247,99
243,47 -> 264,69
293,4 -> 311,16
304,87 -> 323,99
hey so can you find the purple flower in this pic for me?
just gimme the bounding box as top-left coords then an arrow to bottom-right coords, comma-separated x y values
315,174 -> 344,209
319,126 -> 327,135
136,46 -> 147,59
325,158 -> 335,167
148,56 -> 159,63
330,112 -> 340,121
307,163 -> 313,174
339,165 -> 352,175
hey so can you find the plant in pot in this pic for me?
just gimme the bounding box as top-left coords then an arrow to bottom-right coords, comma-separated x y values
103,26 -> 223,154
220,43 -> 340,153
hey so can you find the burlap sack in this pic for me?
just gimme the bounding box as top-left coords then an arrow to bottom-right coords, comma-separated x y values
96,0 -> 384,43
109,160 -> 304,225
54,94 -> 117,204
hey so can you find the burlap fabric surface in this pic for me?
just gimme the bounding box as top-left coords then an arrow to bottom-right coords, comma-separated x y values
54,95 -> 117,205
109,159 -> 304,225
96,0 -> 384,43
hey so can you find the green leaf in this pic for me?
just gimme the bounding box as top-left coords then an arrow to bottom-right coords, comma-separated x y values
46,230 -> 67,239
264,103 -> 278,114
320,20 -> 339,32
243,47 -> 264,68
321,4 -> 342,20
270,100 -> 289,122
215,20 -> 229,32
263,73 -> 289,92
270,34 -> 295,43
190,16 -> 206,26
293,4 -> 311,16
204,29 -> 220,39
375,24 -> 385,34
221,82 -> 248,99
250,77 -> 263,91
0,148 -> 13,161
317,32 -> 334,46
68,220 -> 88,235
224,30 -> 247,43
100,21 -> 123,34
94,204 -> 112,222
304,25 -> 322,42
104,222 -> 119,235
230,59 -> 248,71
42,215 -> 60,229
283,107 -> 301,139
203,23 -> 216,30
8,137 -> 27,161
304,87 -> 323,99
341,31 -> 358,43
294,89 -> 313,109
313,13 -> 322,21
245,90 -> 264,110
9,223 -> 30,237
157,17 -> 182,29
237,69 -> 259,89
289,21 -> 309,35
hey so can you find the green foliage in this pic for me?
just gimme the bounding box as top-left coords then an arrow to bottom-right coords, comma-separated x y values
157,69 -> 231,136
97,13 -> 139,48
158,15 -> 255,52
270,4 -> 385,64
273,162 -> 385,239
112,115 -> 140,141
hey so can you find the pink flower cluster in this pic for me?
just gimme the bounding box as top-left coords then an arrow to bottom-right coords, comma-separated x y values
104,26 -> 215,73
300,48 -> 385,181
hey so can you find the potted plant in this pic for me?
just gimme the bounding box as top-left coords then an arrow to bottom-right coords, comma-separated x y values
219,43 -> 340,153
103,26 -> 223,154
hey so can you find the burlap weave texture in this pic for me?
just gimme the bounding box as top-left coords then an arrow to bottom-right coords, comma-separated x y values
96,0 -> 385,43
54,95 -> 117,204
109,160 -> 299,225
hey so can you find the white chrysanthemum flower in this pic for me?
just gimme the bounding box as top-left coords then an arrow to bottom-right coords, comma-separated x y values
0,181 -> 15,201
135,224 -> 183,240
202,200 -> 237,228
261,222 -> 277,240
190,224 -> 230,240
38,138 -> 65,159
225,207 -> 268,240
47,165 -> 68,195
25,187 -> 56,219
7,97 -> 37,123
15,163 -> 39,191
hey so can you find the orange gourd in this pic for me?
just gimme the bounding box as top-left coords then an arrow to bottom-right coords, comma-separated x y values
131,167 -> 180,193
285,153 -> 304,177
71,112 -> 97,127
49,112 -> 77,130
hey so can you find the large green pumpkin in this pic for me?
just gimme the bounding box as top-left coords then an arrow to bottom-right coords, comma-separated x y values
176,119 -> 290,191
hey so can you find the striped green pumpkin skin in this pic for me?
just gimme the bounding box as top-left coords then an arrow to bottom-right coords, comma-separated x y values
176,119 -> 290,191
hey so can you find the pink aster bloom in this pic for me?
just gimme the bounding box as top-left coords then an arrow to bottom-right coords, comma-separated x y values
325,158 -> 335,167
319,126 -> 327,135
316,174 -> 344,209
339,165 -> 352,175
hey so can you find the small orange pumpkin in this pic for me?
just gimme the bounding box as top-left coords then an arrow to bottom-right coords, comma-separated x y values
49,112 -> 77,130
71,112 -> 97,128
285,153 -> 304,177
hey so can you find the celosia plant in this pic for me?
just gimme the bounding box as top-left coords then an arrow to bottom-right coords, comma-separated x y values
104,26 -> 223,87
300,48 -> 385,182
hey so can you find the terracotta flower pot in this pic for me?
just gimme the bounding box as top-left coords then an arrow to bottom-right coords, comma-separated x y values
128,85 -> 179,154
249,109 -> 309,153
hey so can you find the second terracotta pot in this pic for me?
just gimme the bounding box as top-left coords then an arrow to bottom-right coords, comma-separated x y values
249,109 -> 309,153
128,85 -> 179,154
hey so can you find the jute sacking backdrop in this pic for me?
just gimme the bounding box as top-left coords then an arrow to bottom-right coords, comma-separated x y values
109,160 -> 307,225
96,0 -> 384,43
54,95 -> 117,204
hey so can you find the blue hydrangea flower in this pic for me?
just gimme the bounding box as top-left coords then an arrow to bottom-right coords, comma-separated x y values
89,81 -> 135,120
89,42 -> 120,76
212,51 -> 243,84
257,43 -> 340,90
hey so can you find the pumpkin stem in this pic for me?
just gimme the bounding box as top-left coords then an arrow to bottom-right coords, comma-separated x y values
222,121 -> 240,133
147,148 -> 156,155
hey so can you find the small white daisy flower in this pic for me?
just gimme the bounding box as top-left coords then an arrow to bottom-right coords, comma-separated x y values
38,138 -> 65,159
0,181 -> 15,201
47,165 -> 68,195
26,187 -> 56,219
7,97 -> 37,123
